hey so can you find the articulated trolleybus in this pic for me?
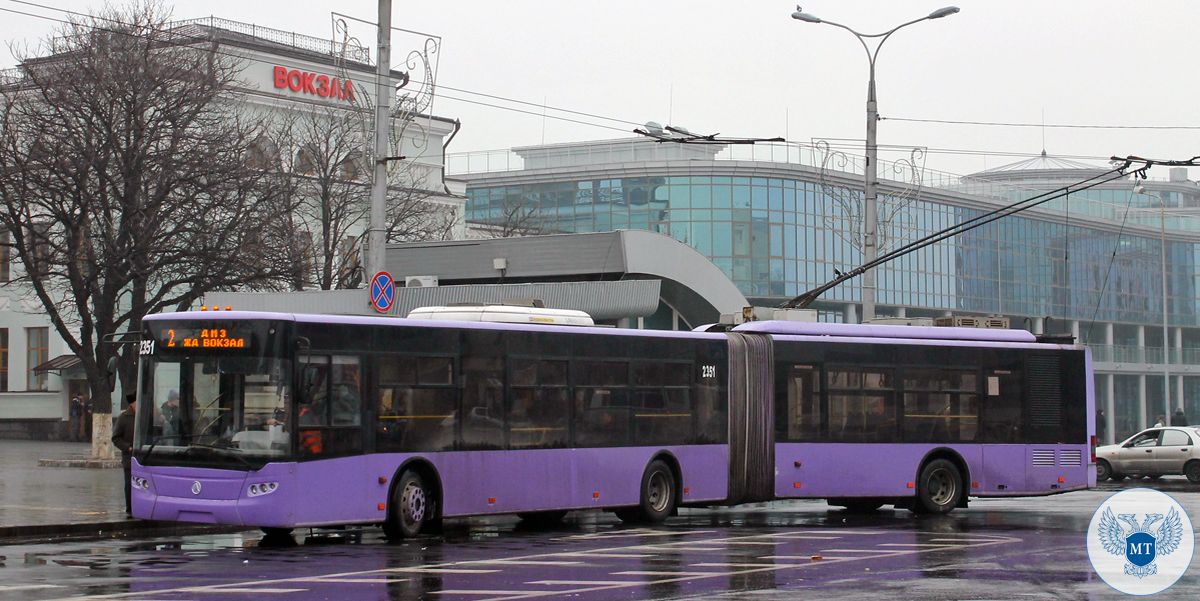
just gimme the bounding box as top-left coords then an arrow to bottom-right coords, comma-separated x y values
132,309 -> 1094,536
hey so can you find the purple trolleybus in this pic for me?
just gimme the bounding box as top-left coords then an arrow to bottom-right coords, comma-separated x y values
131,310 -> 1094,536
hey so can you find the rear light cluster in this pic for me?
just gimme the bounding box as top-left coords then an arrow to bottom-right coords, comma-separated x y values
248,482 -> 279,497
132,477 -> 151,490
1090,435 -> 1098,463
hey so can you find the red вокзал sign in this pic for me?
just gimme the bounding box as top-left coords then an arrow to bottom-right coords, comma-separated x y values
273,66 -> 356,102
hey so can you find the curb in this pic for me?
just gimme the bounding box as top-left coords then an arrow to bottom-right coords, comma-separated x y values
0,520 -> 249,544
37,458 -> 121,469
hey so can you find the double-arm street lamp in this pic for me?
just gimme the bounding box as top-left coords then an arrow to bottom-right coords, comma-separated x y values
790,6 -> 960,322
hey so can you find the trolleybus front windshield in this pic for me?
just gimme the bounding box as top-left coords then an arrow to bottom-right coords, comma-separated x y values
136,321 -> 292,469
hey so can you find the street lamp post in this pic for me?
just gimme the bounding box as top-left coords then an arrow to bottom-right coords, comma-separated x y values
1137,185 -> 1172,425
791,6 -> 959,323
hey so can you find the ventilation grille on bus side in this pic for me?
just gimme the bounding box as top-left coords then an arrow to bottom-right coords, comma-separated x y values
1027,355 -> 1062,429
1031,450 -> 1056,466
1059,450 -> 1082,466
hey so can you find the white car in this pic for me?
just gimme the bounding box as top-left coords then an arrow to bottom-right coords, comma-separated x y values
1096,427 -> 1200,483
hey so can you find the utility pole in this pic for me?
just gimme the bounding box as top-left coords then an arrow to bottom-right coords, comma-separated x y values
367,0 -> 392,280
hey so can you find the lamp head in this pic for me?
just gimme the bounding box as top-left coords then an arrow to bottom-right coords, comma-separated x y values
791,11 -> 822,23
1134,184 -> 1147,195
928,6 -> 960,19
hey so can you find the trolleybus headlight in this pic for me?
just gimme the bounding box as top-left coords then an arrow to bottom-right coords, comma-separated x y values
132,477 -> 150,490
247,482 -> 279,497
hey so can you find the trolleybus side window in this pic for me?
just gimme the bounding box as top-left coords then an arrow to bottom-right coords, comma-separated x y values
574,359 -> 630,447
981,366 -> 1023,442
298,355 -> 363,456
631,360 -> 692,445
461,331 -> 504,450
827,366 -> 897,442
376,354 -> 457,453
780,364 -> 820,441
901,368 -> 979,442
508,358 -> 569,449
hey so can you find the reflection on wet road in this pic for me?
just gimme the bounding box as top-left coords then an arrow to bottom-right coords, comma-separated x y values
2,480 -> 1198,601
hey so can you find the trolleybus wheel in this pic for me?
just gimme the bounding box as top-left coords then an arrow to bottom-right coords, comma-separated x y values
1096,460 -> 1112,481
1185,460 -> 1200,484
385,470 -> 430,539
915,459 -> 962,514
616,460 -> 677,524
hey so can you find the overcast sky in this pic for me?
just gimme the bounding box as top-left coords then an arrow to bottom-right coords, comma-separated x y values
3,0 -> 1198,179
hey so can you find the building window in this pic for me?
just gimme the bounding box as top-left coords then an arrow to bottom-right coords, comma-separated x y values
0,329 -> 8,392
26,327 -> 47,391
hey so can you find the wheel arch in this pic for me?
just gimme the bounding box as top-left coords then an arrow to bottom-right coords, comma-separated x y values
388,457 -> 444,519
649,450 -> 684,506
916,447 -> 971,507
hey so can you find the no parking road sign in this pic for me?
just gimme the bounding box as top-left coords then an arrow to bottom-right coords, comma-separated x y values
370,271 -> 395,313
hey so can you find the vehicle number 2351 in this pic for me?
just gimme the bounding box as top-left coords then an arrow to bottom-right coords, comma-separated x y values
701,365 -> 717,379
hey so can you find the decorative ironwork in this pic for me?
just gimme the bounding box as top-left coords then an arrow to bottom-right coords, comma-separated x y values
331,15 -> 441,175
813,139 -> 927,255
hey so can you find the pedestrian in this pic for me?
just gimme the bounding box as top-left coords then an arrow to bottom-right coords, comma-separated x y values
69,394 -> 84,442
1097,409 -> 1107,440
1172,407 -> 1188,427
111,393 -> 137,517
1153,414 -> 1165,428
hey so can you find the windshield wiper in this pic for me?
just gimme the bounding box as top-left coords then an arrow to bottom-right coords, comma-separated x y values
184,441 -> 254,469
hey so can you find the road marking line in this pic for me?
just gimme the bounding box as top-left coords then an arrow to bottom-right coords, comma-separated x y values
558,552 -> 652,558
181,588 -> 307,594
876,543 -> 957,548
692,562 -> 808,568
0,585 -> 63,592
763,534 -> 842,539
761,555 -> 866,560
637,545 -> 723,551
386,568 -> 501,574
927,537 -> 1006,543
469,560 -> 583,566
302,578 -> 409,583
817,549 -> 901,554
527,580 -> 644,586
431,591 -> 542,596
612,570 -> 725,577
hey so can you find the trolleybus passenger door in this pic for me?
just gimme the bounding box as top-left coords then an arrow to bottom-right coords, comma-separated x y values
980,369 -> 1025,492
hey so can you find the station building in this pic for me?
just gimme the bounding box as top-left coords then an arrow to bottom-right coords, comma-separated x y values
0,16 -> 462,438
451,138 -> 1200,443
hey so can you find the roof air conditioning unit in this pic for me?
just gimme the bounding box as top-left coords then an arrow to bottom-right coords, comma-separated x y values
934,315 -> 1010,329
404,275 -> 439,288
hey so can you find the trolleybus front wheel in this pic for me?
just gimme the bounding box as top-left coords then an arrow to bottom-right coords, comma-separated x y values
385,470 -> 431,539
615,460 -> 677,524
914,459 -> 962,514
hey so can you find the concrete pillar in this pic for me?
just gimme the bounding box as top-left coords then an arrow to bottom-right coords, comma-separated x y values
844,304 -> 858,324
1105,373 -> 1116,444
1034,317 -> 1044,335
1138,374 -> 1147,430
1176,375 -> 1185,413
1137,326 -> 1146,363
1070,320 -> 1081,342
895,307 -> 906,318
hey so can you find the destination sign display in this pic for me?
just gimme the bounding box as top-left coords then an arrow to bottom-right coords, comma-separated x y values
142,324 -> 253,355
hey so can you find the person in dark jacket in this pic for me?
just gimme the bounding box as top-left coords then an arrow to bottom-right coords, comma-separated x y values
111,393 -> 137,517
1172,407 -> 1189,427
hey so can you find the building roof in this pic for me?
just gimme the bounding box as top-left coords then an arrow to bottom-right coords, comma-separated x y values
969,150 -> 1110,181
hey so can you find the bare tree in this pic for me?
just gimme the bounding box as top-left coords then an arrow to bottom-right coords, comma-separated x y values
266,105 -> 455,290
0,2 -> 290,457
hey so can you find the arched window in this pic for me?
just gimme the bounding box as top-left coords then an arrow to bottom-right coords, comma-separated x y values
246,136 -> 280,170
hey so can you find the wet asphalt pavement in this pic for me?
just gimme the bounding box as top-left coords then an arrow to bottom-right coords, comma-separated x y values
1,478 -> 1197,601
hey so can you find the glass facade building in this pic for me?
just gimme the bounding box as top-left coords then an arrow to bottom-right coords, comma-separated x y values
454,139 -> 1200,442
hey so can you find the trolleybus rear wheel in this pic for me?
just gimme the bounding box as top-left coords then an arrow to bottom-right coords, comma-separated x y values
385,470 -> 430,539
915,459 -> 962,514
616,460 -> 676,524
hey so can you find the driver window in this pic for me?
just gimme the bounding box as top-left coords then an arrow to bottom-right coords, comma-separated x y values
1129,431 -> 1160,447
1161,429 -> 1191,447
